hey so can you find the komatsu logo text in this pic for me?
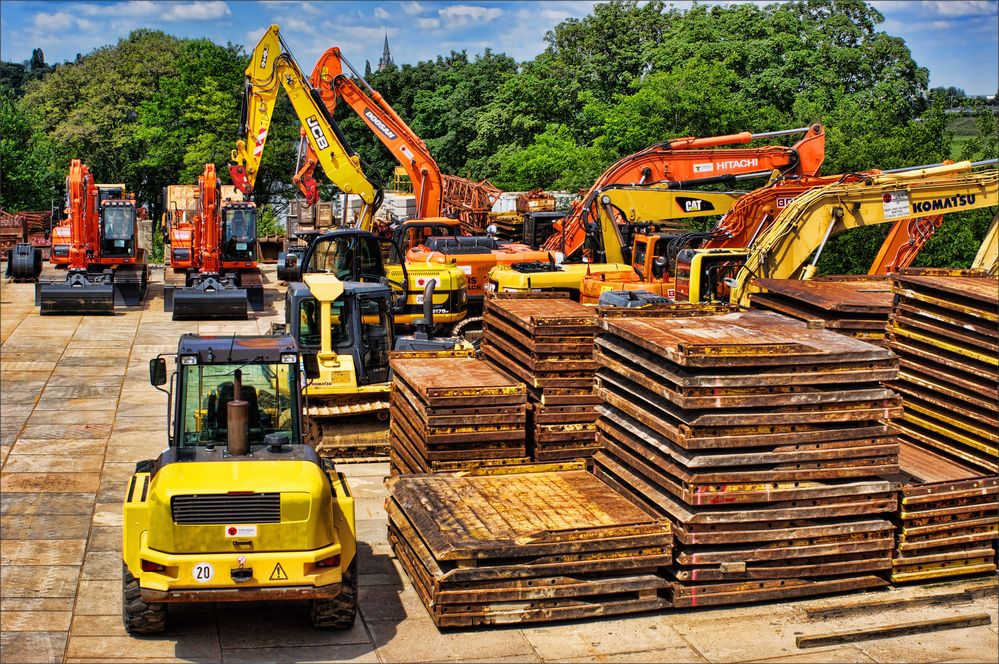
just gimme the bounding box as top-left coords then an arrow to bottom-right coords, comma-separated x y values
912,194 -> 976,213
305,116 -> 330,150
364,108 -> 397,140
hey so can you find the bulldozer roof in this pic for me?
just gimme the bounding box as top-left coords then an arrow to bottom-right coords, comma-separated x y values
177,334 -> 299,365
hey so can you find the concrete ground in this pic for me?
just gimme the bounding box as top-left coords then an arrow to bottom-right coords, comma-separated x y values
1,266 -> 997,664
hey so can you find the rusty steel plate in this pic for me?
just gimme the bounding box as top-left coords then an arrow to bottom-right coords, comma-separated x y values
892,271 -> 999,309
894,300 -> 998,341
896,420 -> 997,474
392,381 -> 527,427
598,302 -> 739,319
891,382 -> 998,433
481,327 -> 598,373
595,335 -> 898,389
599,310 -> 894,368
391,355 -> 527,403
891,313 -> 998,357
898,441 -> 988,484
597,428 -> 898,505
750,292 -> 889,330
530,403 -> 598,423
668,575 -> 888,609
888,334 -> 997,384
592,451 -> 898,524
481,346 -> 595,390
485,297 -> 597,336
596,371 -> 902,429
755,278 -> 893,314
896,363 -> 997,413
598,405 -> 899,470
484,314 -> 596,354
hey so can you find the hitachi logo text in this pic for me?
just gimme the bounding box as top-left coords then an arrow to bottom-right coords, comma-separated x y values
716,158 -> 759,170
364,108 -> 397,140
306,116 -> 330,150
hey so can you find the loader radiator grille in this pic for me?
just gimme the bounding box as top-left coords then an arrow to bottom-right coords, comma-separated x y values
171,493 -> 281,524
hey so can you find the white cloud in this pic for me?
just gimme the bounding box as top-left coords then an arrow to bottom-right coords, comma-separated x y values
279,16 -> 314,33
439,5 -> 502,28
162,1 -> 231,21
416,17 -> 441,29
76,1 -> 231,22
374,6 -> 391,20
401,2 -> 426,16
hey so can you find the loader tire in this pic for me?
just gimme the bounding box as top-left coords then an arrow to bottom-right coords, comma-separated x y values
310,558 -> 357,629
122,564 -> 166,634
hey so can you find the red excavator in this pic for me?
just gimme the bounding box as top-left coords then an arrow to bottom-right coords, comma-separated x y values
34,159 -> 147,314
543,124 -> 827,260
163,163 -> 262,319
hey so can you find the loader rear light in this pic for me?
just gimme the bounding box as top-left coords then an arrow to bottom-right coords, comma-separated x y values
180,355 -> 198,365
316,555 -> 340,568
141,560 -> 165,572
280,353 -> 297,364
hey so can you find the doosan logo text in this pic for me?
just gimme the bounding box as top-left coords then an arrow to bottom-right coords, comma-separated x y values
364,108 -> 397,140
306,116 -> 330,150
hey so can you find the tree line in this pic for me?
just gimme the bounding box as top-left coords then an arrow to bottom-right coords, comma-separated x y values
1,0 -> 995,271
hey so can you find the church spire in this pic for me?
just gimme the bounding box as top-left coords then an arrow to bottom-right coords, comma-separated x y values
378,31 -> 394,71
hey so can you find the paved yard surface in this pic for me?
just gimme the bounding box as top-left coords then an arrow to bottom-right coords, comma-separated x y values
1,267 -> 997,663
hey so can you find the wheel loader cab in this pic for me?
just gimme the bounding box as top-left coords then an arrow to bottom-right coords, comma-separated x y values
305,232 -> 386,281
220,203 -> 257,263
99,201 -> 137,260
124,334 -> 358,634
674,248 -> 749,304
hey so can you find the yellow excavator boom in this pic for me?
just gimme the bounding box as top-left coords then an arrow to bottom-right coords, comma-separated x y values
230,25 -> 380,227
971,212 -> 998,276
732,160 -> 998,306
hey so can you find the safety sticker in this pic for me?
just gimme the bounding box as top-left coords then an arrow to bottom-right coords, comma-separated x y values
882,191 -> 910,220
193,562 -> 214,583
693,163 -> 714,174
225,525 -> 257,538
270,562 -> 288,581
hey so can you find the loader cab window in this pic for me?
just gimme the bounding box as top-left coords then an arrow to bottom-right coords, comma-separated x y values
100,205 -> 135,257
297,298 -> 321,348
222,206 -> 256,262
179,362 -> 298,446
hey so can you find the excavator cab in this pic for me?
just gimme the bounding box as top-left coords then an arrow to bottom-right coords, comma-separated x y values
674,248 -> 749,303
220,203 -> 257,263
99,201 -> 137,260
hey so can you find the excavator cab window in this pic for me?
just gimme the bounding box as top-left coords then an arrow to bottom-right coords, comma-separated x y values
100,204 -> 135,258
222,206 -> 257,262
307,234 -> 386,281
297,298 -> 322,348
358,295 -> 393,385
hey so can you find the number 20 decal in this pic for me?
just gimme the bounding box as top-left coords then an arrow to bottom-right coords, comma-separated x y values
193,562 -> 214,583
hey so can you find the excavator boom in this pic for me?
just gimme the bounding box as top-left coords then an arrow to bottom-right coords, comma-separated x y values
230,25 -> 381,228
972,213 -> 998,276
302,47 -> 443,220
544,124 -> 826,259
724,160 -> 999,306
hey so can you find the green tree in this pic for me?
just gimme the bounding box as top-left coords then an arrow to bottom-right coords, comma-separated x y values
0,89 -> 59,210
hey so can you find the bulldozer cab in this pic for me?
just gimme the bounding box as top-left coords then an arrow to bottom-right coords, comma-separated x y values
221,203 -> 257,263
156,334 -> 304,449
99,201 -> 137,259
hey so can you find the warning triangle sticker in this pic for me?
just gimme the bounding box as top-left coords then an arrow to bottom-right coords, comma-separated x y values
269,562 -> 288,581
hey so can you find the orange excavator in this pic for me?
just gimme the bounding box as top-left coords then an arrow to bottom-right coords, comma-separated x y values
303,46 -> 550,305
163,163 -> 263,320
579,168 -> 948,303
543,124 -> 827,261
34,159 -> 148,314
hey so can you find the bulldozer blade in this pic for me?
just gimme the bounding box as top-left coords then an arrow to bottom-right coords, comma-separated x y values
171,286 -> 248,320
37,278 -> 114,315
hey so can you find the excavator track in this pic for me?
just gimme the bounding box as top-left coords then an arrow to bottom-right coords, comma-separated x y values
304,397 -> 391,462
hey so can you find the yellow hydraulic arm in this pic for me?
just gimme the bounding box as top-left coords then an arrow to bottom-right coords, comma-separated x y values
972,212 -> 998,276
731,160 -> 999,306
229,25 -> 381,227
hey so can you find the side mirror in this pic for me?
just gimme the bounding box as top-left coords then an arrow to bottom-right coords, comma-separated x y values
652,256 -> 668,280
149,357 -> 167,386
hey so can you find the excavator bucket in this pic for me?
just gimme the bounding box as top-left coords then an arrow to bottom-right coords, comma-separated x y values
36,272 -> 115,315
170,277 -> 248,320
5,244 -> 42,281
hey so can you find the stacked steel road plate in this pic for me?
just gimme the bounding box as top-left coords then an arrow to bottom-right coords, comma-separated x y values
386,465 -> 672,627
892,444 -> 998,583
482,296 -> 601,461
388,355 -> 529,475
751,276 -> 893,346
589,310 -> 904,607
887,268 -> 998,473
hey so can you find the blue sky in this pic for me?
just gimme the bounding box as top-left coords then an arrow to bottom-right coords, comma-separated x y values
1,1 -> 996,95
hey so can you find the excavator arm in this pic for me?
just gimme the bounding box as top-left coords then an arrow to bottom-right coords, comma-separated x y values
543,124 -> 826,259
299,47 -> 444,218
971,212 -> 998,275
230,25 -> 381,227
729,160 -> 999,306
